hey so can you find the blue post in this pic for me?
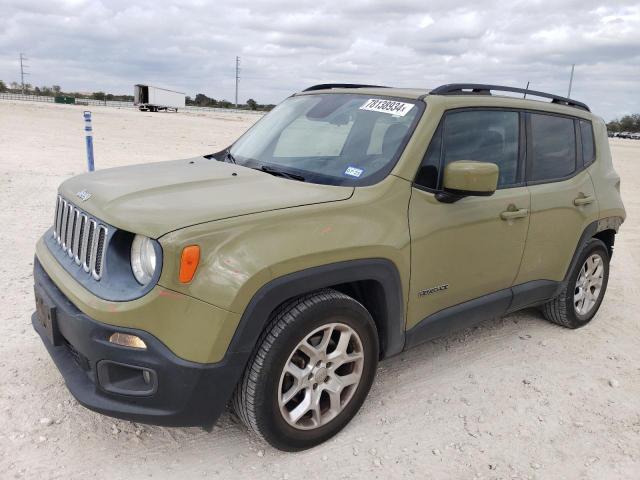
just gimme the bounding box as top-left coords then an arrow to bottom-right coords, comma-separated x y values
83,111 -> 95,171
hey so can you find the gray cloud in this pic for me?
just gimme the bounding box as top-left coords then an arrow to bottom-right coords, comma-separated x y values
0,0 -> 638,119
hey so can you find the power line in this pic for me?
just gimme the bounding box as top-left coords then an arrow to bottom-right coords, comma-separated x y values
20,52 -> 30,94
235,56 -> 240,108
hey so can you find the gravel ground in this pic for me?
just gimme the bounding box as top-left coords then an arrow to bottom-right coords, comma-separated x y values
0,100 -> 638,479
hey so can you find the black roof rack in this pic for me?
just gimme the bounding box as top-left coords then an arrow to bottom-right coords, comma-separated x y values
303,83 -> 390,92
429,83 -> 590,112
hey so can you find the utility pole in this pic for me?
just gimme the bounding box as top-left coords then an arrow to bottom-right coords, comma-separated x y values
19,53 -> 29,94
235,56 -> 240,109
567,64 -> 575,98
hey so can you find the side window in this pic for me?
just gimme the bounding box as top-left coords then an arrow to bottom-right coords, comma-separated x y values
414,123 -> 442,190
580,120 -> 595,166
443,110 -> 520,188
414,110 -> 520,190
529,113 -> 576,181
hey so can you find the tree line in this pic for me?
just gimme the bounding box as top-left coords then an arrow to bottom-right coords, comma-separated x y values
0,79 -> 635,118
606,114 -> 640,133
0,80 -> 273,111
0,79 -> 134,102
188,93 -> 274,111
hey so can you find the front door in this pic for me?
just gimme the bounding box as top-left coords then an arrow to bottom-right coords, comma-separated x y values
407,109 -> 530,330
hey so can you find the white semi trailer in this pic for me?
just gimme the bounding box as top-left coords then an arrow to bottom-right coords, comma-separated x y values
134,84 -> 185,112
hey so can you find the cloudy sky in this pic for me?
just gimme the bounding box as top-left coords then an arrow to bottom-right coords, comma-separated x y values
1,0 -> 638,120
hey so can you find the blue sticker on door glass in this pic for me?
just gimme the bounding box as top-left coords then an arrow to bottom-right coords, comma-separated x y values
344,166 -> 364,178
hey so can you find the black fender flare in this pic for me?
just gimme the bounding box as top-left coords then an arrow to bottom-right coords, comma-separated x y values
226,258 -> 406,360
556,217 -> 621,296
204,258 -> 405,428
562,221 -> 598,285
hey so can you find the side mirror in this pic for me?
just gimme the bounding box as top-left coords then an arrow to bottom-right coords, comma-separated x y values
437,161 -> 499,203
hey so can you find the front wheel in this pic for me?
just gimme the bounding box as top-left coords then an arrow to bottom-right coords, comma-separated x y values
542,238 -> 610,328
233,289 -> 379,451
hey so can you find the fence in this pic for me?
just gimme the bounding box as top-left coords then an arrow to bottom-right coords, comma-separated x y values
0,92 -> 264,115
0,92 -> 136,108
0,93 -> 55,103
183,105 -> 263,115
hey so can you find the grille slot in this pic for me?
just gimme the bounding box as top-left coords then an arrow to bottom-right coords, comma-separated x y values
67,209 -> 78,257
74,214 -> 86,265
64,203 -> 73,252
51,196 -> 109,282
93,226 -> 107,279
80,217 -> 92,271
53,197 -> 60,240
60,200 -> 69,248
55,196 -> 64,243
85,220 -> 95,272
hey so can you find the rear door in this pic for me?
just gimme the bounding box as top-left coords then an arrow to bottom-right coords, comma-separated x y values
513,112 -> 599,291
407,109 -> 530,329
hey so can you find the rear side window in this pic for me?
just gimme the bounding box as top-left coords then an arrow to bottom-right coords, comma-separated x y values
529,113 -> 576,181
580,120 -> 595,166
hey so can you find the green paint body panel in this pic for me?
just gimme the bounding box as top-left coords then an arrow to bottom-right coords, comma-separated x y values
159,175 -> 413,317
58,158 -> 354,239
407,185 -> 531,328
36,87 -> 626,365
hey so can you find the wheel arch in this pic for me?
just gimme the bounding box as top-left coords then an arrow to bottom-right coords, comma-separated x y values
563,217 -> 621,285
593,228 -> 616,257
226,259 -> 406,361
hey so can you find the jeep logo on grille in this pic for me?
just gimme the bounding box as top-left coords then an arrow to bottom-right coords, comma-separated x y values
76,190 -> 92,202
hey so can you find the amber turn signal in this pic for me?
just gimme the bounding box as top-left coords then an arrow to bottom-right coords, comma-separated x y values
179,245 -> 200,283
109,332 -> 147,350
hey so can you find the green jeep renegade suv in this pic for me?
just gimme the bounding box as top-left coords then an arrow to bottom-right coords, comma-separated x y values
32,83 -> 625,450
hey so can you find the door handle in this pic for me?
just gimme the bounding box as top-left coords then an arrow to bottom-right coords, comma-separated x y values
500,208 -> 529,220
574,195 -> 595,206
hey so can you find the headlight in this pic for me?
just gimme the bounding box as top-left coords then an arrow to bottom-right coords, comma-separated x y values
131,235 -> 157,285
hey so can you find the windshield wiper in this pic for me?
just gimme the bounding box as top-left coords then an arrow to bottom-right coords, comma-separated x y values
224,150 -> 237,164
259,165 -> 305,182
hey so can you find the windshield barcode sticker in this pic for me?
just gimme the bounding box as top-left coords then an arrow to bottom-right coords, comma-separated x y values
360,98 -> 414,117
344,166 -> 364,178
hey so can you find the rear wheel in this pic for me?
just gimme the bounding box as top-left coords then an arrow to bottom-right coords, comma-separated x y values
233,289 -> 378,451
542,238 -> 610,328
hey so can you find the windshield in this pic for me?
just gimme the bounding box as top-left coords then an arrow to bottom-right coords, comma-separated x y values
229,93 -> 423,186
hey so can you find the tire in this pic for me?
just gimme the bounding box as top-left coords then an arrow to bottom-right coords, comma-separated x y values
542,238 -> 610,328
232,289 -> 379,451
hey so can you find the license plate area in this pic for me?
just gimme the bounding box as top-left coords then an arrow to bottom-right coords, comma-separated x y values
34,286 -> 62,346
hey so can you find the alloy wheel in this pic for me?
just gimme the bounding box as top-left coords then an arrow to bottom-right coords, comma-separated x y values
574,253 -> 604,316
278,322 -> 364,430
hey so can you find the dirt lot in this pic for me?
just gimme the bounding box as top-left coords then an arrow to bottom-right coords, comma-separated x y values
0,100 -> 638,479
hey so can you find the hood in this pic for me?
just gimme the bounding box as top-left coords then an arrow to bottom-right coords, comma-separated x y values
59,157 -> 354,238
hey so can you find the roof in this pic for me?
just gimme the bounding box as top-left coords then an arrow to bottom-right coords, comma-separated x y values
298,85 -> 428,100
297,83 -> 591,115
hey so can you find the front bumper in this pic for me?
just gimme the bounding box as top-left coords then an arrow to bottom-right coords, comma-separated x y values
32,259 -> 246,427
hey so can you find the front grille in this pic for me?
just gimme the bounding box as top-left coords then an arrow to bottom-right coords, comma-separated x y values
52,195 -> 108,280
